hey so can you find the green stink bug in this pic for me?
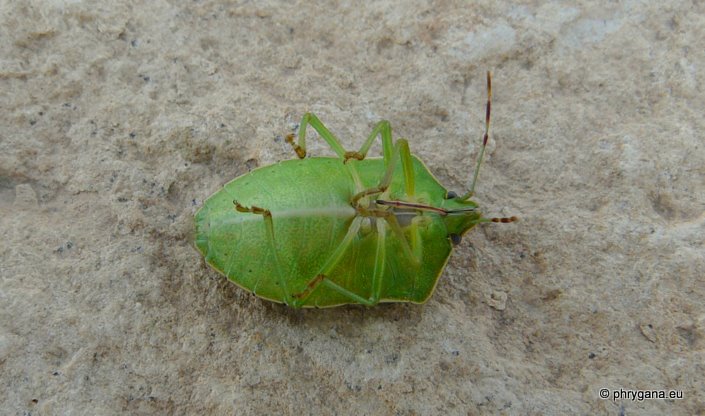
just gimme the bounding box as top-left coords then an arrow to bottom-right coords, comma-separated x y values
195,72 -> 516,308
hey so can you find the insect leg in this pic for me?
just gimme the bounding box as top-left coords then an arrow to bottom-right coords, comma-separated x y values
233,201 -> 293,305
346,121 -> 414,196
397,138 -> 415,197
285,113 -> 347,160
368,219 -> 387,304
381,213 -> 421,268
291,216 -> 381,307
343,120 -> 393,164
351,139 -> 415,205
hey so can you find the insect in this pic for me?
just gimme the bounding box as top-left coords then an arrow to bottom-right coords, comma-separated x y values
194,72 -> 516,308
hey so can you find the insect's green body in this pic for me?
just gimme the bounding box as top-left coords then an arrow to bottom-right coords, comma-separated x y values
195,156 -> 481,307
194,72 -> 514,308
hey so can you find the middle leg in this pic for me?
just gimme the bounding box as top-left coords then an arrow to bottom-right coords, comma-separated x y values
291,216 -> 390,307
351,137 -> 416,206
290,216 -> 370,307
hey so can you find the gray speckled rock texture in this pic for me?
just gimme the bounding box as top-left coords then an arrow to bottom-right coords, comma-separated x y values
1,1 -> 703,415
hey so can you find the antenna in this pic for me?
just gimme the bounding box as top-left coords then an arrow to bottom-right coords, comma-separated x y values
459,71 -> 492,201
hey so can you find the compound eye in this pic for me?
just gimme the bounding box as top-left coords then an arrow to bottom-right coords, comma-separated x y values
449,233 -> 462,246
446,191 -> 458,199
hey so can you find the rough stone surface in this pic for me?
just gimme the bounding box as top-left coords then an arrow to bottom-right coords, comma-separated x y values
1,1 -> 703,415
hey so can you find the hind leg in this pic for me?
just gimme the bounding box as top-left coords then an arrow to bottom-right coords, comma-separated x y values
233,201 -> 293,305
